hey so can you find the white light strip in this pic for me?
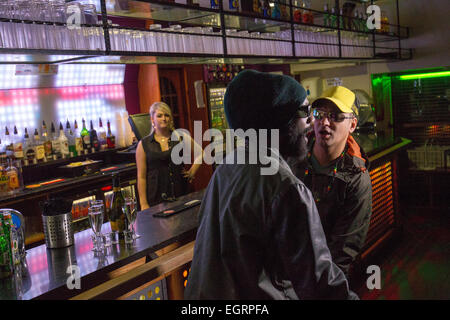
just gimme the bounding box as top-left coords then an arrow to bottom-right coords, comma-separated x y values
0,65 -> 125,90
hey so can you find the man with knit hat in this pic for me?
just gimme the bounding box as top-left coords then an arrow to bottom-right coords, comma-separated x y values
288,85 -> 373,279
185,70 -> 356,300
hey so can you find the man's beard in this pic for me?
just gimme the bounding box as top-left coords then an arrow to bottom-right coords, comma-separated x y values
279,121 -> 309,163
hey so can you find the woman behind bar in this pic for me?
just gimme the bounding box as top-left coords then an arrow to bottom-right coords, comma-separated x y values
136,102 -> 202,210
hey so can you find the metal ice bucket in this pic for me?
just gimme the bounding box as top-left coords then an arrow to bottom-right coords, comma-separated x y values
42,212 -> 74,249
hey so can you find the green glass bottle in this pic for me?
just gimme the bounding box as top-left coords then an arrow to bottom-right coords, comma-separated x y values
109,174 -> 126,234
80,118 -> 91,151
0,216 -> 12,279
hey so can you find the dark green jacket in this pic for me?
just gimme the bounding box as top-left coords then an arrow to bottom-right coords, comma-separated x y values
287,135 -> 373,276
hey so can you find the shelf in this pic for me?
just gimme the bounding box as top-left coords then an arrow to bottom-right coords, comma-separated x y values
0,0 -> 412,65
106,0 -> 221,26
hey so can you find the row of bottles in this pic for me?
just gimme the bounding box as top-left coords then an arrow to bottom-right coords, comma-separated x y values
293,1 -> 314,24
177,0 -> 293,20
0,118 -> 116,166
0,155 -> 22,196
322,3 -> 390,34
177,1 -> 391,34
205,64 -> 244,83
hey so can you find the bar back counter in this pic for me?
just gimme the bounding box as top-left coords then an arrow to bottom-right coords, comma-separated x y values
0,147 -> 138,248
0,133 -> 411,300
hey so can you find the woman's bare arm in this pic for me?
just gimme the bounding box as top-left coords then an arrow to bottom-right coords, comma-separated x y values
136,141 -> 150,210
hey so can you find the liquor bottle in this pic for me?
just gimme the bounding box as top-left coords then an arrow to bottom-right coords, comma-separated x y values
301,1 -> 311,24
0,138 -> 4,158
58,122 -> 70,158
50,122 -> 60,160
89,120 -> 100,152
261,0 -> 270,18
352,10 -> 359,31
227,0 -> 239,11
1,212 -> 18,268
356,11 -> 366,31
106,120 -> 115,149
210,0 -> 219,9
98,118 -> 107,151
12,126 -> 24,161
293,0 -> 302,22
339,8 -> 344,29
41,121 -> 52,160
0,213 -> 12,275
23,128 -> 35,166
6,158 -> 20,194
80,118 -> 91,151
323,3 -> 329,27
33,128 -> 45,162
271,2 -> 281,19
217,64 -> 224,82
381,11 -> 389,33
73,120 -> 84,156
253,0 -> 260,15
109,174 -> 126,234
279,0 -> 288,20
0,147 -> 9,195
362,10 -> 369,32
4,127 -> 13,158
0,219 -> 13,279
7,214 -> 19,267
330,6 -> 337,28
66,120 -> 76,157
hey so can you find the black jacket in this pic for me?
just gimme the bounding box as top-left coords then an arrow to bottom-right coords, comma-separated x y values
141,132 -> 188,206
288,135 -> 373,276
185,147 -> 356,299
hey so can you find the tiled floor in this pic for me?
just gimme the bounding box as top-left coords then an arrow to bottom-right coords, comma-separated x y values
352,207 -> 450,300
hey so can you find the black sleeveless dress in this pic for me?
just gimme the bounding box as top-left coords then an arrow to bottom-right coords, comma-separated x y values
141,132 -> 188,206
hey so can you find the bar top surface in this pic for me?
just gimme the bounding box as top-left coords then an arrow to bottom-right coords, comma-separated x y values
0,190 -> 204,300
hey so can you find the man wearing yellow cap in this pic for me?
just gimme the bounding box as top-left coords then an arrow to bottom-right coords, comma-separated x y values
288,85 -> 373,279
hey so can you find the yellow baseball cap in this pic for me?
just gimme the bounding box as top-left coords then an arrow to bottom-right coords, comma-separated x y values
313,86 -> 358,115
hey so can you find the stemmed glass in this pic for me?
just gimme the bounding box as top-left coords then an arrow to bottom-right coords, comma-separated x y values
88,200 -> 104,252
122,197 -> 140,240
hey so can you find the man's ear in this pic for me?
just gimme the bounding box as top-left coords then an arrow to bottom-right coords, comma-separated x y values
349,117 -> 358,133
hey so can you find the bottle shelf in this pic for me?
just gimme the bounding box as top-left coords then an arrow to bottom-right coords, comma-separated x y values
0,0 -> 412,64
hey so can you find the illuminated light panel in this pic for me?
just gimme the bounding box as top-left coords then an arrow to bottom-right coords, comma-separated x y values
57,85 -> 126,135
55,65 -> 125,88
0,64 -> 125,90
0,102 -> 37,139
398,71 -> 450,80
364,161 -> 395,250
0,85 -> 125,141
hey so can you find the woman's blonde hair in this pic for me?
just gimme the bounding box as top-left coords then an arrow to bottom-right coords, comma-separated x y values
149,101 -> 175,134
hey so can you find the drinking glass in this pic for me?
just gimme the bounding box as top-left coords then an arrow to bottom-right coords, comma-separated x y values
122,197 -> 140,239
149,24 -> 162,52
88,201 -> 104,251
123,230 -> 134,244
82,4 -> 98,25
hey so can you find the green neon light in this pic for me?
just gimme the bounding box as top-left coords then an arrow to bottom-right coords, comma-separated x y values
399,71 -> 450,80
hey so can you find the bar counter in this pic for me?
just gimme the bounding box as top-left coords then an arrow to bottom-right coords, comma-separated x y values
0,163 -> 136,205
353,131 -> 411,160
0,148 -> 138,247
0,190 -> 204,300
